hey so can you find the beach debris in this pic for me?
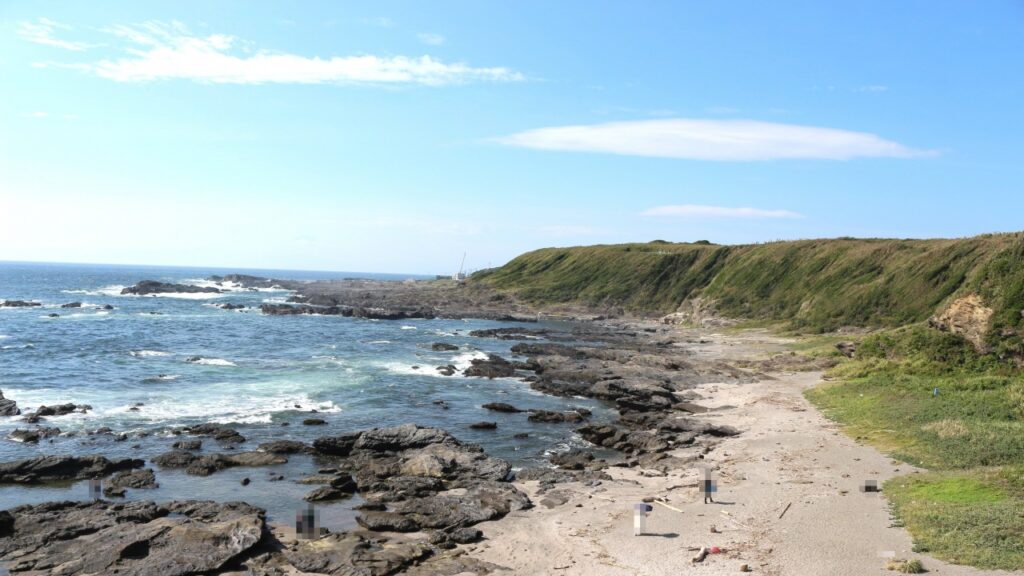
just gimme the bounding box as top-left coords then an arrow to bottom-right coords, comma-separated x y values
692,546 -> 709,563
710,525 -> 719,533
778,501 -> 792,519
653,498 -> 682,512
740,563 -> 752,572
710,546 -> 723,554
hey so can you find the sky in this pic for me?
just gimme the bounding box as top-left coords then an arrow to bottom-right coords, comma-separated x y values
1,1 -> 1022,275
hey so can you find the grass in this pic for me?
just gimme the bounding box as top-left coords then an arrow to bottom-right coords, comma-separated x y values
805,327 -> 1024,570
475,233 -> 1024,336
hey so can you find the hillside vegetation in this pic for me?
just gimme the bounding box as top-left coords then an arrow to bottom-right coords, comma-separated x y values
806,327 -> 1024,569
476,234 -> 1024,344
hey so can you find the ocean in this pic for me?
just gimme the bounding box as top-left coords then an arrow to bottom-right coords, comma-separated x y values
0,261 -> 612,528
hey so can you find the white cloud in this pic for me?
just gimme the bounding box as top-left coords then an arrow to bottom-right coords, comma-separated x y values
498,119 -> 934,161
417,33 -> 446,46
642,205 -> 804,219
417,32 -> 446,45
17,18 -> 94,51
361,16 -> 395,28
31,21 -> 521,86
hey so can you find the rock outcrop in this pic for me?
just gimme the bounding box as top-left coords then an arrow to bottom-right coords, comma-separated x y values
0,390 -> 19,416
929,293 -> 994,352
0,500 -> 264,575
121,280 -> 221,295
0,455 -> 144,484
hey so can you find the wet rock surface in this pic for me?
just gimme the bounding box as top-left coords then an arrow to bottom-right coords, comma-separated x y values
0,455 -> 144,484
121,280 -> 222,295
0,500 -> 264,575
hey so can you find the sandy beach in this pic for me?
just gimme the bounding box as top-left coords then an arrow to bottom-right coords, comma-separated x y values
467,327 -> 1020,576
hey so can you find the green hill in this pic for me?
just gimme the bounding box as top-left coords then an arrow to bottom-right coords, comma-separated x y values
476,234 -> 1024,352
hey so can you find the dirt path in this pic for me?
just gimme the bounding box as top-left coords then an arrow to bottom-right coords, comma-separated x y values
468,329 -> 1020,576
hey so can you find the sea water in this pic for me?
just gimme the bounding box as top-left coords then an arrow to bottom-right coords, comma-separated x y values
0,261 -> 613,528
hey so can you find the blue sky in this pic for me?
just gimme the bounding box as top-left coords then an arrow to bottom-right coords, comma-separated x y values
1,1 -> 1022,274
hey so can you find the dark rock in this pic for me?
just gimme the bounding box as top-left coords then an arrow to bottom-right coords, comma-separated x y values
550,449 -> 595,471
219,303 -> 246,310
304,485 -> 353,502
36,403 -> 88,417
313,431 -> 361,456
431,342 -> 459,351
354,424 -> 458,452
183,423 -> 245,444
513,432 -> 529,439
241,477 -> 250,486
0,455 -> 143,484
103,485 -> 127,498
0,500 -> 264,576
121,280 -> 221,295
102,304 -> 114,310
0,390 -> 19,416
303,418 -> 327,426
356,511 -> 422,532
482,402 -> 522,413
171,439 -> 202,451
436,364 -> 457,376
108,467 -> 158,489
449,527 -> 483,544
463,354 -> 515,379
0,300 -> 41,307
47,312 -> 59,317
469,327 -> 550,340
469,421 -> 497,430
257,439 -> 311,454
7,427 -> 59,444
527,409 -> 588,424
62,301 -> 83,308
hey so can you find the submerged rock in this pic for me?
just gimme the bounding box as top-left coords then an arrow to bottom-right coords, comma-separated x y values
0,455 -> 143,484
6,427 -> 60,444
481,402 -> 522,413
152,450 -> 286,476
108,467 -> 158,489
182,423 -> 245,444
0,300 -> 41,308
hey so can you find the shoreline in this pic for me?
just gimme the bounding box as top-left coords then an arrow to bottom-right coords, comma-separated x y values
2,276 -> 1020,575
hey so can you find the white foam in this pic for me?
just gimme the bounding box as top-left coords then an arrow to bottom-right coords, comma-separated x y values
2,343 -> 34,350
188,357 -> 236,366
401,325 -> 417,330
450,350 -> 489,372
367,340 -> 391,345
106,390 -> 342,425
62,284 -> 126,297
185,278 -> 289,293
130,350 -> 170,358
0,335 -> 8,339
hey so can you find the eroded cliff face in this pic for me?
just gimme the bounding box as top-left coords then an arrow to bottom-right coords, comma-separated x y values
929,293 -> 994,352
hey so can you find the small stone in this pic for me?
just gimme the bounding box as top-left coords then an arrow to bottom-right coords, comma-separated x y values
241,477 -> 250,486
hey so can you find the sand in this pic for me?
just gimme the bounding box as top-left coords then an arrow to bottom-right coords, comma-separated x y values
466,328 -> 1021,576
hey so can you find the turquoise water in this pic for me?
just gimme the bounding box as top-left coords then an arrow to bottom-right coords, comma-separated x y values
0,261 -> 612,526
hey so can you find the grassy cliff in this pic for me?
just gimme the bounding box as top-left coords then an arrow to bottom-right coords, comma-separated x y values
476,234 -> 1024,338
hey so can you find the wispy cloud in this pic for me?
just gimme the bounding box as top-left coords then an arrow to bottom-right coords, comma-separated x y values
28,20 -> 522,86
642,205 -> 804,219
17,18 -> 94,51
417,33 -> 446,46
361,16 -> 395,28
498,119 -> 935,161
857,85 -> 889,93
537,224 -> 603,237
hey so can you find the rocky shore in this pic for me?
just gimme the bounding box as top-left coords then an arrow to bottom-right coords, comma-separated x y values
0,276 -> 767,575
